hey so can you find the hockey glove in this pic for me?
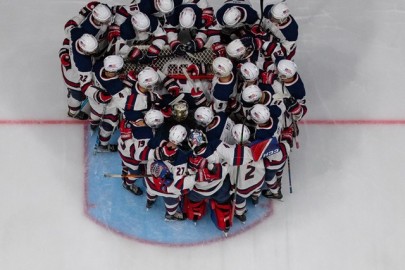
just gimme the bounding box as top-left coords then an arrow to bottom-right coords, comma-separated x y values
154,143 -> 177,162
60,53 -> 71,67
260,70 -> 277,85
163,77 -> 181,96
197,163 -> 222,182
201,7 -> 215,27
170,41 -> 186,56
240,36 -> 263,51
107,24 -> 121,42
128,47 -> 144,62
161,106 -> 172,118
280,127 -> 294,148
140,44 -> 160,64
185,38 -> 205,53
211,42 -> 226,57
284,97 -> 303,116
94,89 -> 112,104
186,63 -> 207,76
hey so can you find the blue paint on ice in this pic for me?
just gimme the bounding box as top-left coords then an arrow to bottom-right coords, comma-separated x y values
85,128 -> 273,245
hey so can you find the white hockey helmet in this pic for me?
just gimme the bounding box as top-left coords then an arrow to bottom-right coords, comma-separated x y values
77,34 -> 98,54
249,104 -> 271,124
223,6 -> 242,28
194,106 -> 214,127
144,109 -> 164,128
187,129 -> 208,154
131,11 -> 150,32
212,57 -> 233,77
138,67 -> 159,89
271,2 -> 290,22
155,0 -> 174,14
103,55 -> 124,72
169,125 -> 187,145
242,85 -> 263,104
232,124 -> 251,143
277,59 -> 297,79
226,39 -> 246,60
240,62 -> 259,81
92,4 -> 112,23
179,7 -> 196,28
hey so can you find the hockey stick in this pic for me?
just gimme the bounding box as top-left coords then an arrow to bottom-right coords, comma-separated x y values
259,0 -> 265,26
104,173 -> 152,178
281,82 -> 293,194
230,119 -> 247,226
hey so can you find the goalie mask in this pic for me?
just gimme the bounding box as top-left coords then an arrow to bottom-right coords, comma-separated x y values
77,34 -> 98,54
194,106 -> 214,127
249,104 -> 271,124
242,85 -> 262,104
138,67 -> 159,89
232,124 -> 251,143
144,109 -> 164,128
223,6 -> 242,28
131,11 -> 150,32
277,60 -> 297,80
240,62 -> 259,82
172,100 -> 189,122
270,2 -> 290,24
226,39 -> 247,60
212,57 -> 233,78
187,129 -> 208,155
103,55 -> 124,72
169,125 -> 187,145
179,7 -> 196,29
92,4 -> 112,24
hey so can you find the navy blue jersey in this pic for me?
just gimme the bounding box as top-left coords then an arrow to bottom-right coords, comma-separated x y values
216,2 -> 258,27
285,74 -> 306,101
70,28 -> 93,73
120,13 -> 160,41
166,4 -> 204,29
206,112 -> 232,142
264,5 -> 299,42
92,60 -> 127,96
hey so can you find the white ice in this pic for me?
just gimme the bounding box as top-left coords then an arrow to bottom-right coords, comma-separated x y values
1,0 -> 405,269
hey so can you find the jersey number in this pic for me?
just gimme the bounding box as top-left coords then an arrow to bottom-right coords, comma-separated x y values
244,165 -> 255,181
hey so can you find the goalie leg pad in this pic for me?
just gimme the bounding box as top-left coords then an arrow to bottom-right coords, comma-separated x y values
209,199 -> 233,232
182,195 -> 207,222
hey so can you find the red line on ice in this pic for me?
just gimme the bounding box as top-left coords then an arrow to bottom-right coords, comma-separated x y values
1,119 -> 405,125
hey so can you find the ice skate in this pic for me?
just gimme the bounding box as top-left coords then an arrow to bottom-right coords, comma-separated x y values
262,189 -> 283,200
165,212 -> 186,221
122,182 -> 143,196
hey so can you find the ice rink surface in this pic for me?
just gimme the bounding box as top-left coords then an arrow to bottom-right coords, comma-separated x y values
1,0 -> 405,269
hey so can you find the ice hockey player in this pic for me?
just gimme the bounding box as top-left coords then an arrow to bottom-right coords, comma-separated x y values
210,57 -> 237,113
108,11 -> 167,64
262,2 -> 299,60
229,124 -> 264,222
143,124 -> 194,220
65,3 -> 113,55
59,35 -> 90,120
194,106 -> 235,145
118,108 -> 177,196
260,125 -> 294,200
184,129 -> 254,232
91,55 -> 131,151
271,60 -> 307,136
215,0 -> 259,42
67,32 -> 119,125
164,3 -> 221,56
123,67 -> 163,121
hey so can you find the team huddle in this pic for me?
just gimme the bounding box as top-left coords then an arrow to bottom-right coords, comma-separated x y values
59,0 -> 306,234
